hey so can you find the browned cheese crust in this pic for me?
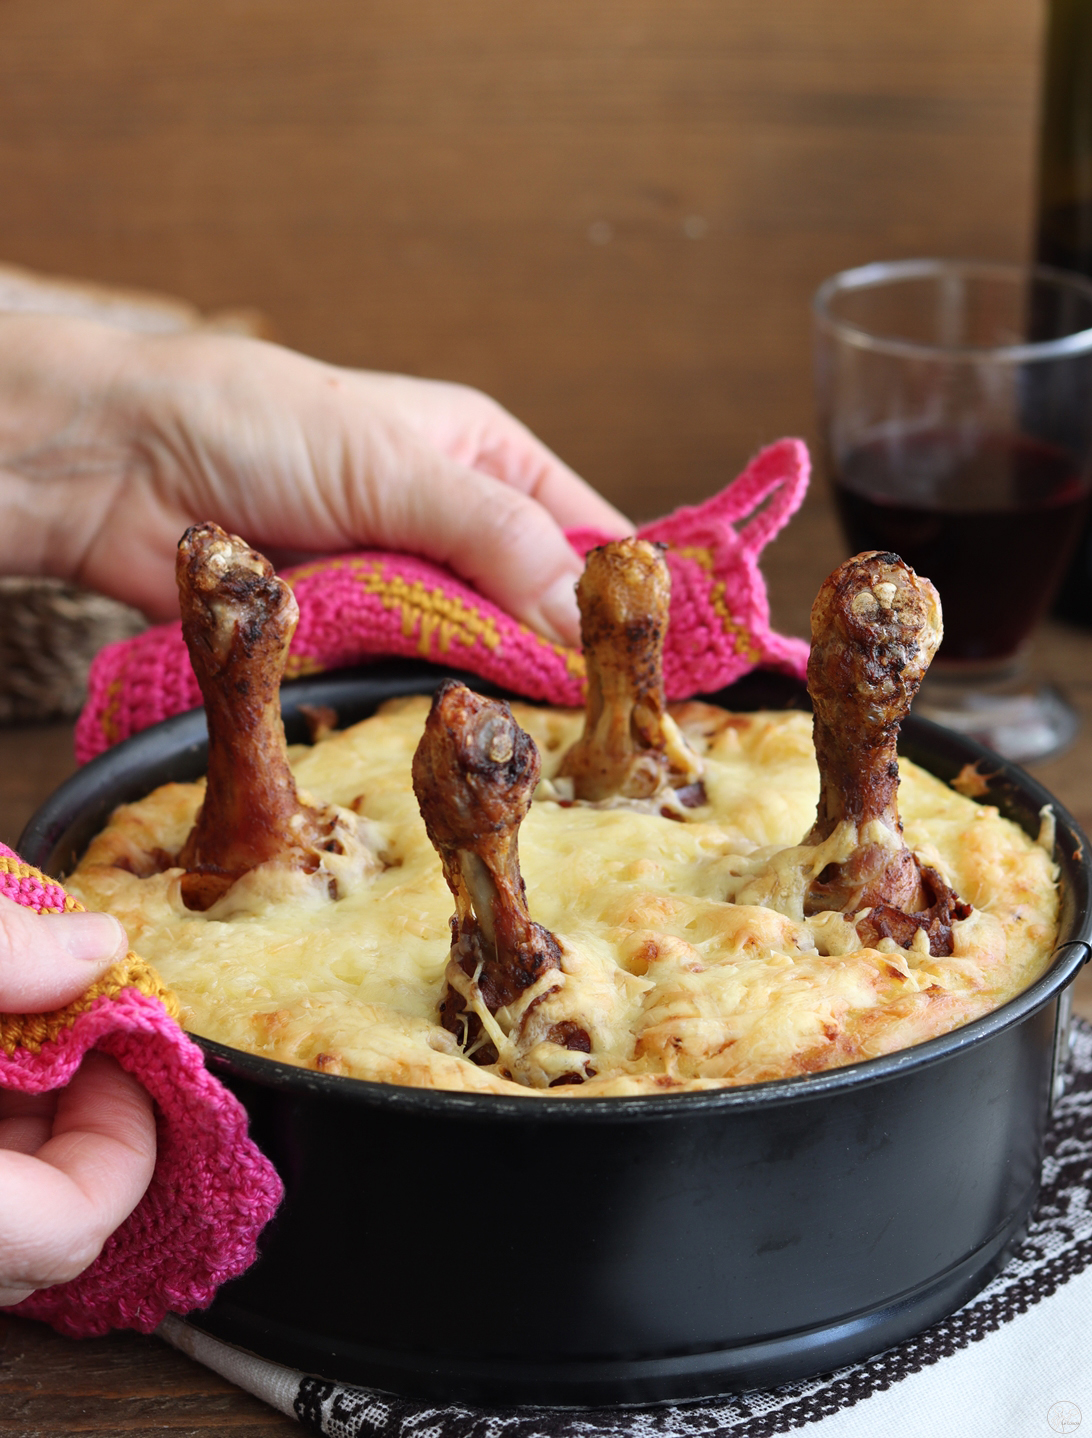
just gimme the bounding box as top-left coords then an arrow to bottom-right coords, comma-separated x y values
63,540 -> 1060,1098
68,695 -> 1059,1097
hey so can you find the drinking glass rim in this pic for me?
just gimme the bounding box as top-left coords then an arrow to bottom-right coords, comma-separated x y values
813,258 -> 1092,363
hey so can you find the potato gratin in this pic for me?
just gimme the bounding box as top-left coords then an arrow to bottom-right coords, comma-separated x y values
66,529 -> 1059,1098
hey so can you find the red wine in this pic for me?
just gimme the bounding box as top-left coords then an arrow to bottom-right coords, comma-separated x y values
831,430 -> 1091,662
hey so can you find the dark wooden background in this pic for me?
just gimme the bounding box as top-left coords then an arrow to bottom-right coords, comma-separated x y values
0,0 -> 1042,523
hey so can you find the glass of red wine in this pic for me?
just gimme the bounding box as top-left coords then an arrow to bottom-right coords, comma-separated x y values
813,258 -> 1092,762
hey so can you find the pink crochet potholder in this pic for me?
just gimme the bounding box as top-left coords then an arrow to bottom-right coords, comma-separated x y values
0,845 -> 284,1338
76,439 -> 811,759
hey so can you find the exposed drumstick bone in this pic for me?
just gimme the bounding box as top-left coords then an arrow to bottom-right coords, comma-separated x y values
176,522 -> 335,911
804,550 -> 970,955
413,681 -> 592,1081
558,539 -> 701,802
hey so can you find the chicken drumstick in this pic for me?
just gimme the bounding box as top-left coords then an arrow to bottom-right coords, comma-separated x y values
176,522 -> 336,910
559,538 -> 701,802
413,681 -> 593,1082
804,550 -> 970,956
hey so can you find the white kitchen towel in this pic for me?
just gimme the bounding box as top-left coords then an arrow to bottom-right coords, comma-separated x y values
158,1017 -> 1092,1438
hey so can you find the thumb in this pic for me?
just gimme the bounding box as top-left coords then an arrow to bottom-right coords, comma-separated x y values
0,896 -> 128,1013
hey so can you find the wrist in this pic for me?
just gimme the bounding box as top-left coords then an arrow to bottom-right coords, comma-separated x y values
0,315 -> 140,583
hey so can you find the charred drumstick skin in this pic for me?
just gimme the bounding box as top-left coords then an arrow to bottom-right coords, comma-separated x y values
176,522 -> 331,910
559,539 -> 701,802
805,551 -> 969,954
412,681 -> 589,1072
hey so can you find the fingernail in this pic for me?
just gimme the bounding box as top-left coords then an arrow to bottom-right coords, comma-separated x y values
41,911 -> 128,963
537,571 -> 583,647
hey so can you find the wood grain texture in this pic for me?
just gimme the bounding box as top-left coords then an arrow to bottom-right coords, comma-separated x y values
0,0 -> 1042,519
0,724 -> 75,851
0,1316 -> 298,1434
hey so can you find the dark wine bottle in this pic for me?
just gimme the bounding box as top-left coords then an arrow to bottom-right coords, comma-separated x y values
1036,0 -> 1092,624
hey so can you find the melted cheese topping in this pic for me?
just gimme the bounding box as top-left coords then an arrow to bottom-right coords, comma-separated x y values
67,698 -> 1059,1097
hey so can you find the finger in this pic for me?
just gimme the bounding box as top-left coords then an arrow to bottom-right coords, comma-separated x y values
453,404 -> 635,536
0,1090 -> 57,1156
525,456 -> 635,537
352,447 -> 588,645
358,375 -> 636,536
0,896 -> 128,1013
0,1053 -> 155,1305
47,1051 -> 157,1197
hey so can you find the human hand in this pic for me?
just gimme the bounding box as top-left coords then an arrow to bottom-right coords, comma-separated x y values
0,317 -> 633,645
0,899 -> 155,1308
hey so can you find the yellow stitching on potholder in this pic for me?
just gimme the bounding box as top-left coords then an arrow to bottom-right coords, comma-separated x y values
0,859 -> 180,1057
674,547 -> 763,664
285,556 -> 592,673
283,654 -> 326,681
288,557 -> 503,659
511,624 -> 586,686
555,643 -> 586,683
100,677 -> 124,746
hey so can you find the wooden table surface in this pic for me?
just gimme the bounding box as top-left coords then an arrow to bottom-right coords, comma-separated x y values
2,495 -> 1091,1434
